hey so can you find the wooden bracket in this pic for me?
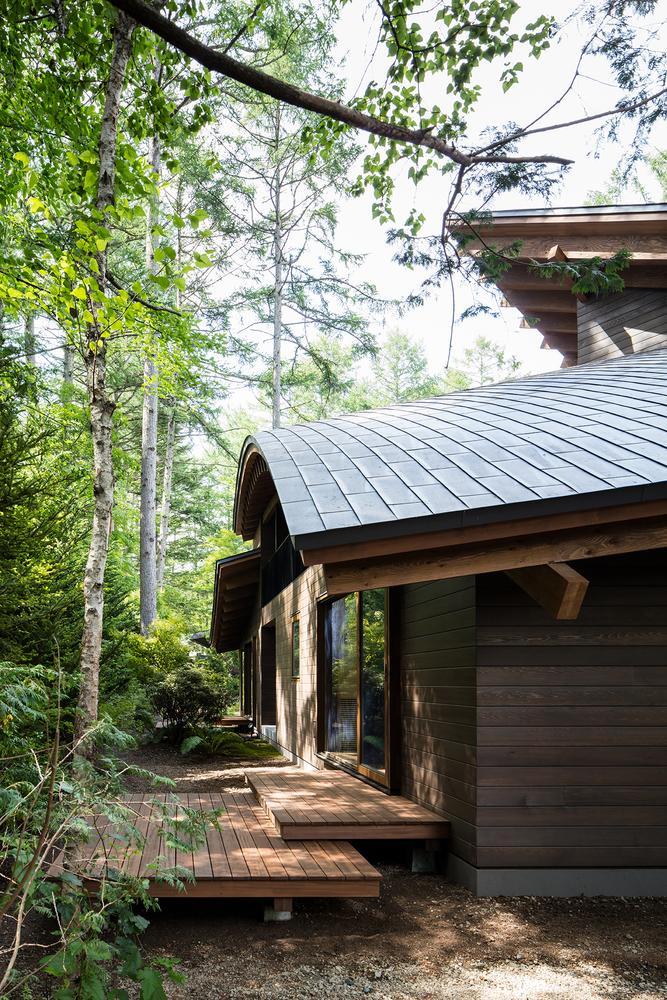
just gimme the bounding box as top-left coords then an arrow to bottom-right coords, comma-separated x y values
547,244 -> 568,262
506,562 -> 589,620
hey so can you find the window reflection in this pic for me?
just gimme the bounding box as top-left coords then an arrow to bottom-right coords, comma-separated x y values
325,594 -> 358,763
324,589 -> 386,775
360,589 -> 386,773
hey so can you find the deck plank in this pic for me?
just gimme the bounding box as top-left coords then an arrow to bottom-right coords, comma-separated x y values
246,769 -> 450,841
49,790 -> 381,900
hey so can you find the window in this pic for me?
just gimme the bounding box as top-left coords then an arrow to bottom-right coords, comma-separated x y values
322,590 -> 388,780
260,505 -> 305,604
291,617 -> 300,678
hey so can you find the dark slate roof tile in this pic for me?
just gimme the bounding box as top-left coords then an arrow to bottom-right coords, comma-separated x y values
417,483 -> 467,513
492,458 -> 561,489
431,466 -> 493,496
347,492 -> 394,523
339,441 -> 373,458
389,501 -> 433,518
450,452 -> 503,478
266,458 -> 299,478
617,457 -> 667,479
300,465 -> 334,486
406,447 -> 455,470
355,455 -> 393,477
322,510 -> 361,529
547,466 -> 610,492
277,477 -> 311,503
309,483 -> 351,514
331,468 -> 375,494
374,444 -> 414,463
320,452 -> 355,472
509,443 -> 574,469
369,475 -> 418,505
477,476 -> 537,503
392,460 -> 439,487
280,501 -> 325,534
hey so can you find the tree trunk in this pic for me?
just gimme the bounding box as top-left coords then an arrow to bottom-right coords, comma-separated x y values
139,132 -> 160,635
272,107 -> 283,429
62,343 -> 74,383
156,403 -> 176,591
23,315 -> 36,365
75,10 -> 134,746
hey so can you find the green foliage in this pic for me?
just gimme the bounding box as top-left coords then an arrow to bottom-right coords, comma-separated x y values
0,657 -> 223,998
149,665 -> 232,740
180,729 -> 281,759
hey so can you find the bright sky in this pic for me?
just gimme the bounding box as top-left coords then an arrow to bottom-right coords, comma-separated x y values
330,0 -> 667,378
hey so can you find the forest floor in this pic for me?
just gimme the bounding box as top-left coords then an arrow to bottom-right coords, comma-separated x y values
120,743 -> 667,1000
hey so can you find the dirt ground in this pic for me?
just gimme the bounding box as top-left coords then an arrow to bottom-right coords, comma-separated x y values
121,744 -> 667,1000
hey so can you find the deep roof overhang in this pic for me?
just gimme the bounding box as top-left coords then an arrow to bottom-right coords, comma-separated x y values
455,202 -> 667,361
232,350 -> 667,563
210,549 -> 260,653
294,480 -> 667,554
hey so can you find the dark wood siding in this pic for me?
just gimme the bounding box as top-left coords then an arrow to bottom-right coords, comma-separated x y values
476,551 -> 667,869
399,577 -> 477,865
577,289 -> 667,363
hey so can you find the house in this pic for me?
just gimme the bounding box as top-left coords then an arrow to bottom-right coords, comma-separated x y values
211,204 -> 667,897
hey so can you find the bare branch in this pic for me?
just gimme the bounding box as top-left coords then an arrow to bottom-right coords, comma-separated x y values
105,0 -> 572,168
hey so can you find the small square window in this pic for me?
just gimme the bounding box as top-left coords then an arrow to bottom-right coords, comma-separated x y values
291,617 -> 300,678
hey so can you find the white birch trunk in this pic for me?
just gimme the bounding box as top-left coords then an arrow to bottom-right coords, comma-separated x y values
76,11 -> 134,745
139,131 -> 160,635
156,403 -> 176,591
24,315 -> 36,365
272,107 -> 283,429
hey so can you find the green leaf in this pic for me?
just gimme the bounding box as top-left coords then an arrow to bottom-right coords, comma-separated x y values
138,967 -> 168,1000
72,285 -> 87,301
13,151 -> 29,167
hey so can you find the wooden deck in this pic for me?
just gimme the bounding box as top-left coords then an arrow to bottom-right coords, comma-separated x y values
247,768 -> 450,841
50,793 -> 381,901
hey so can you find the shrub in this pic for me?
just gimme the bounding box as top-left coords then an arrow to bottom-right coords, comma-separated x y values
99,681 -> 155,741
149,666 -> 228,740
180,729 -> 281,759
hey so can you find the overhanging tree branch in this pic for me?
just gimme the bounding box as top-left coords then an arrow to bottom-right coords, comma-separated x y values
105,0 -> 572,168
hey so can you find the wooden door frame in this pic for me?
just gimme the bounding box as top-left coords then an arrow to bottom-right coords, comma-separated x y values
316,588 -> 400,792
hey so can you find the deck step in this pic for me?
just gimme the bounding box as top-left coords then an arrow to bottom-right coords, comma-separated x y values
48,793 -> 381,900
246,768 -> 450,842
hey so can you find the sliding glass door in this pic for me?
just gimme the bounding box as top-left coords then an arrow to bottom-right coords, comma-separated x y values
323,589 -> 389,783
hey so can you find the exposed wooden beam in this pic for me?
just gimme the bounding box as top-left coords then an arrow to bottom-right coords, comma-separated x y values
521,312 -> 577,334
302,498 -> 667,566
540,333 -> 578,353
323,515 -> 667,594
506,291 -> 577,314
506,562 -> 589,619
469,237 -> 667,261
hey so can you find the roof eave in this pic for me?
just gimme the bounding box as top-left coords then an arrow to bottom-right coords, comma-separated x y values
293,480 -> 667,557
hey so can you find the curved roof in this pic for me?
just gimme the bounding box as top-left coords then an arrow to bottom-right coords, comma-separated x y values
234,349 -> 667,551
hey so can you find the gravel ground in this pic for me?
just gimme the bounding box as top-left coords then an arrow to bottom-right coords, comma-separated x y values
122,744 -> 667,1000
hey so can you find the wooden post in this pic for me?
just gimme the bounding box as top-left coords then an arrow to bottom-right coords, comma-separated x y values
264,897 -> 293,921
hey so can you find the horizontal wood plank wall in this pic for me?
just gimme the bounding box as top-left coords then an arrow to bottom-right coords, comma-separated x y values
577,289 -> 667,364
476,551 -> 667,869
399,577 -> 478,865
259,565 -> 327,768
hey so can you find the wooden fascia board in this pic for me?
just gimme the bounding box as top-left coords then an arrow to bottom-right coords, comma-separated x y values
506,562 -> 589,620
322,514 -> 667,595
302,499 -> 667,567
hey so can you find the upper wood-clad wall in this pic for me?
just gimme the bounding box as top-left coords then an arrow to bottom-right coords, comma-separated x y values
578,289 -> 667,364
399,577 -> 478,865
475,551 -> 667,870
